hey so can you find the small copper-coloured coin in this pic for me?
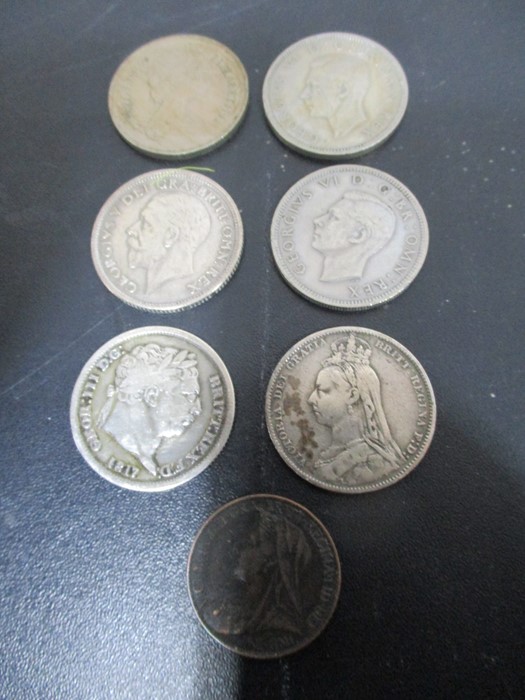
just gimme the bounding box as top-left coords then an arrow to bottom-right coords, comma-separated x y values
187,494 -> 341,658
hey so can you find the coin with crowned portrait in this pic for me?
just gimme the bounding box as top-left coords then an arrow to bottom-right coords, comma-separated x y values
70,327 -> 234,491
271,165 -> 428,310
91,169 -> 243,312
263,33 -> 408,158
266,328 -> 436,493
187,494 -> 341,658
108,34 -> 249,158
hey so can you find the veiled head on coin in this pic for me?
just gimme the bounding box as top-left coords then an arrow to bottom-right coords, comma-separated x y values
204,507 -> 312,637
312,191 -> 396,282
301,53 -> 371,138
126,193 -> 211,294
97,343 -> 201,476
307,335 -> 403,485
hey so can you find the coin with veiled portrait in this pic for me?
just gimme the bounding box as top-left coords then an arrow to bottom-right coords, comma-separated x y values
70,327 -> 234,491
263,33 -> 408,158
187,494 -> 341,658
271,165 -> 428,310
91,169 -> 243,312
266,328 -> 436,493
108,34 -> 249,158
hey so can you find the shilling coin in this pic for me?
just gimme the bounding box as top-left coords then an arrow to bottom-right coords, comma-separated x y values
266,328 -> 436,493
91,169 -> 243,312
271,165 -> 428,310
263,33 -> 408,158
187,494 -> 341,658
108,34 -> 249,158
70,327 -> 234,492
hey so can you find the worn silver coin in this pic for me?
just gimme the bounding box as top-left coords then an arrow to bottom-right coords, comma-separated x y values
70,327 -> 234,492
187,494 -> 341,658
271,165 -> 428,310
263,33 -> 408,158
91,169 -> 243,312
108,34 -> 249,159
266,328 -> 436,493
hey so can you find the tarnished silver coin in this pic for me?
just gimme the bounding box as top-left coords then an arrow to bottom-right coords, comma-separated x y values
70,327 -> 234,492
91,169 -> 243,312
266,328 -> 436,493
263,33 -> 408,158
271,165 -> 428,310
188,494 -> 341,658
108,34 -> 249,159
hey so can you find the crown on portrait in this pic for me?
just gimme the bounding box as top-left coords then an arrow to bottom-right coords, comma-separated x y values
324,334 -> 371,370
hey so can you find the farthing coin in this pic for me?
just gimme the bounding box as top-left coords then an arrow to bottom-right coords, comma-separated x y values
91,169 -> 243,312
266,328 -> 436,493
108,35 -> 249,158
187,494 -> 341,658
271,165 -> 428,310
263,33 -> 408,158
70,327 -> 234,492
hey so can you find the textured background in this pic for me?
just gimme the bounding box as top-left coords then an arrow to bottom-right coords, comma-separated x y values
1,1 -> 524,698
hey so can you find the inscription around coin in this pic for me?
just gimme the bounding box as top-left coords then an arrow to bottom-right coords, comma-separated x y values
91,169 -> 243,312
263,33 -> 408,158
188,495 -> 341,658
71,327 -> 234,491
271,165 -> 428,310
108,34 -> 249,158
266,328 -> 436,493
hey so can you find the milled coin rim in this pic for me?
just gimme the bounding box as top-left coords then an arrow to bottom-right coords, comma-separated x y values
108,34 -> 249,159
70,326 -> 235,492
265,327 -> 436,493
187,493 -> 341,658
91,169 -> 244,313
270,165 -> 429,310
262,32 -> 409,159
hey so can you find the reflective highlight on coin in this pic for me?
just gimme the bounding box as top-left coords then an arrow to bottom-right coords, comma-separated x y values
263,33 -> 408,158
266,328 -> 436,493
187,494 -> 341,658
70,327 -> 234,491
91,169 -> 243,312
271,165 -> 428,310
108,34 -> 249,158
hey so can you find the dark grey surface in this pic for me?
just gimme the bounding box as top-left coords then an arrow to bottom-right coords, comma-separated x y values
1,2 -> 524,698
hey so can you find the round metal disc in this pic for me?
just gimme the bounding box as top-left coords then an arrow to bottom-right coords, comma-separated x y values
266,327 -> 436,493
263,33 -> 408,158
70,326 -> 235,492
108,34 -> 249,159
271,165 -> 428,310
187,494 -> 341,658
91,169 -> 243,312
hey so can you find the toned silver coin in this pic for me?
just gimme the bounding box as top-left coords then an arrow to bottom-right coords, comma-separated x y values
70,327 -> 234,492
263,33 -> 408,158
266,328 -> 436,493
187,494 -> 341,658
108,34 -> 249,158
271,165 -> 428,310
91,169 -> 243,312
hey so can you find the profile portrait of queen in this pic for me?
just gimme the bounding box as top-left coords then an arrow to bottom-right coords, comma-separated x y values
308,334 -> 403,485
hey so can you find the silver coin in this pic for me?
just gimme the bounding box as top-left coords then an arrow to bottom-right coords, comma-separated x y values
266,327 -> 436,493
108,34 -> 249,159
271,165 -> 428,310
187,494 -> 341,658
263,33 -> 408,158
70,327 -> 235,492
91,169 -> 243,312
